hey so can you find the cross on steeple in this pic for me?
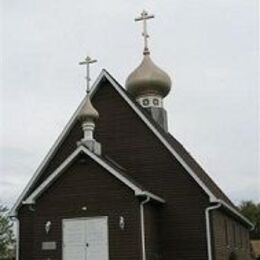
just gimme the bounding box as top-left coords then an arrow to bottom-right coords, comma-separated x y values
135,10 -> 155,55
79,56 -> 97,93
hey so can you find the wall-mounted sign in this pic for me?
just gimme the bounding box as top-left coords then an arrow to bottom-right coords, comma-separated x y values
42,241 -> 57,250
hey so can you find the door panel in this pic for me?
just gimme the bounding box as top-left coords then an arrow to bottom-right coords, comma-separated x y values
63,219 -> 86,260
63,217 -> 108,260
86,218 -> 108,260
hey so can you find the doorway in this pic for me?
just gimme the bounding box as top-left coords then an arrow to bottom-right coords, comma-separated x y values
62,217 -> 109,260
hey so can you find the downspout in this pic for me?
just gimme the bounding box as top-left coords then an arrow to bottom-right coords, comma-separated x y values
11,216 -> 19,260
140,196 -> 151,260
205,203 -> 221,260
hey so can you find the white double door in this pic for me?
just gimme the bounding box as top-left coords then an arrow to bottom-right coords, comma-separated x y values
63,217 -> 109,260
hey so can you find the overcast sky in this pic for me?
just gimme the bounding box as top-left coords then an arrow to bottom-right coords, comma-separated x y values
1,0 -> 259,207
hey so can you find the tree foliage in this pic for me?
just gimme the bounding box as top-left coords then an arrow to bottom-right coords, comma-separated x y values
0,205 -> 15,259
238,200 -> 260,239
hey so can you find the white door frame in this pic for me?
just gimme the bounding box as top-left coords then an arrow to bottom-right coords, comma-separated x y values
62,216 -> 109,260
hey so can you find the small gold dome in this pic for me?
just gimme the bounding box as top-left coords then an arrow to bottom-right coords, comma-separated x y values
126,54 -> 172,98
78,95 -> 99,122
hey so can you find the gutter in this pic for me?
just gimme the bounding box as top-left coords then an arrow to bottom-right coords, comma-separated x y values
136,191 -> 165,204
10,216 -> 19,260
215,199 -> 254,229
205,199 -> 254,260
140,196 -> 151,260
205,202 -> 221,260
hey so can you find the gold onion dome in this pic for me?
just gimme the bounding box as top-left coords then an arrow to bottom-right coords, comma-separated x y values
78,95 -> 99,122
126,54 -> 172,98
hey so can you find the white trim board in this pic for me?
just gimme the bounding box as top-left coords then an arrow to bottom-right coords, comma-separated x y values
23,145 -> 165,205
10,69 -> 245,226
9,72 -> 108,216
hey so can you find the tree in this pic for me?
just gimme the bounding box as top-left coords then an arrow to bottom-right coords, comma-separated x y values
238,201 -> 260,239
0,205 -> 15,259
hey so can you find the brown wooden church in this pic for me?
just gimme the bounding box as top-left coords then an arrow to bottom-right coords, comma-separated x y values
10,10 -> 253,260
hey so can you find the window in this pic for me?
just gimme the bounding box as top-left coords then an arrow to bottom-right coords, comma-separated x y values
142,98 -> 149,106
242,228 -> 246,249
239,226 -> 242,248
245,230 -> 250,251
232,223 -> 236,247
153,98 -> 159,106
224,219 -> 229,246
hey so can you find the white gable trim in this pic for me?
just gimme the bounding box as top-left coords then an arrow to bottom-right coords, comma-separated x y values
9,75 -> 103,216
23,145 -> 165,205
92,71 -> 253,227
100,71 -> 217,201
23,147 -> 83,204
11,69 -> 215,216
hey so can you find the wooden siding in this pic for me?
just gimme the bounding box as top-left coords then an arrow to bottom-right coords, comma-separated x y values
94,80 -> 209,259
18,79 -> 251,259
19,207 -> 34,260
212,209 -> 251,260
20,156 -> 142,260
144,203 -> 162,260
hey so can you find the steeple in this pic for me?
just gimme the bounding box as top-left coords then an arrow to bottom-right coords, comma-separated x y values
126,10 -> 172,131
77,55 -> 101,155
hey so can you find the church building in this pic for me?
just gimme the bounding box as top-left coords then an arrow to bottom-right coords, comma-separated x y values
10,10 -> 253,260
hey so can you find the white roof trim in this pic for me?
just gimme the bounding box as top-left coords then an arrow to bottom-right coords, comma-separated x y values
23,145 -> 165,205
136,191 -> 166,204
215,199 -> 254,229
9,73 -> 107,216
11,69 -> 216,216
100,70 -> 217,201
23,147 -> 82,204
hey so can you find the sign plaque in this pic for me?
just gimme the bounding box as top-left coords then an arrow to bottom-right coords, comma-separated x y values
42,241 -> 57,250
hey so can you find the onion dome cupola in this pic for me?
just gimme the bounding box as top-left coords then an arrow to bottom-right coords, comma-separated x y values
126,10 -> 172,131
126,54 -> 172,102
78,94 -> 99,123
77,55 -> 101,155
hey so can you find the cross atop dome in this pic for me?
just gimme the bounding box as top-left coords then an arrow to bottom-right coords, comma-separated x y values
79,55 -> 98,93
126,10 -> 172,131
78,55 -> 101,155
135,10 -> 155,55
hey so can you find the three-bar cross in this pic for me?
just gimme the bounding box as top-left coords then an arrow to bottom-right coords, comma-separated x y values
135,10 -> 155,54
79,56 -> 97,93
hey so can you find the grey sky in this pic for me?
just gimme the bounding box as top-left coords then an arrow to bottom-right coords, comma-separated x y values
1,0 -> 259,207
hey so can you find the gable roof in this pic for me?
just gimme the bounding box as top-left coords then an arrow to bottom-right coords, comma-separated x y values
110,74 -> 236,207
10,69 -> 250,227
23,145 -> 165,205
